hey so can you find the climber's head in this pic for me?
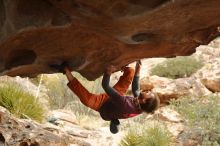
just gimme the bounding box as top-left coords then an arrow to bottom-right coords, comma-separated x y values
138,91 -> 160,113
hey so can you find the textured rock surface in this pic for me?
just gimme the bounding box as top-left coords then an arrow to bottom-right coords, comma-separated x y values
139,39 -> 220,102
0,106 -> 121,146
0,0 -> 220,80
140,76 -> 212,104
0,106 -> 71,146
194,44 -> 220,92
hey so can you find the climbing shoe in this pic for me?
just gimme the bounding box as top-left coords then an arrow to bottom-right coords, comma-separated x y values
110,119 -> 120,134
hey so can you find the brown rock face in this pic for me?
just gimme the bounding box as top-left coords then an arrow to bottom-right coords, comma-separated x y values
0,0 -> 220,80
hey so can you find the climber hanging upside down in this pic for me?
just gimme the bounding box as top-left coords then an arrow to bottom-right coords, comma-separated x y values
63,60 -> 160,134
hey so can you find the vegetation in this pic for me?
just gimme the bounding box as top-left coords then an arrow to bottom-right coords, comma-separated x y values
64,101 -> 104,129
43,74 -> 71,109
150,56 -> 203,79
31,72 -> 105,127
65,101 -> 97,120
0,83 -> 45,122
30,74 -> 74,109
120,121 -> 171,146
170,95 -> 220,145
31,73 -> 104,110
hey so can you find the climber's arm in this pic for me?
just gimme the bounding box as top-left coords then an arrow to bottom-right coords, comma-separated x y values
132,60 -> 141,97
102,66 -> 124,103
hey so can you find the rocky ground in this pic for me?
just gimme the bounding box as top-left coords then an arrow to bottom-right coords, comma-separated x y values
0,104 -> 186,146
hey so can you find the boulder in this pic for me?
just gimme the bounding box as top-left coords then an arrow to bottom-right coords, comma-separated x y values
196,58 -> 220,92
0,0 -> 220,80
0,106 -> 71,146
154,107 -> 184,138
0,106 -> 121,146
194,44 -> 220,61
47,109 -> 77,125
140,75 -> 212,104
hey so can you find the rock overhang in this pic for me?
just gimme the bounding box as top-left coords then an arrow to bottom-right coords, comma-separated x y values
0,0 -> 220,80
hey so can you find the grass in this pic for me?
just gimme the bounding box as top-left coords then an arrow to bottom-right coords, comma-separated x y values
150,56 -> 203,79
31,73 -> 104,110
169,95 -> 220,145
120,121 -> 172,146
64,101 -> 105,130
31,73 -> 105,128
0,83 -> 45,122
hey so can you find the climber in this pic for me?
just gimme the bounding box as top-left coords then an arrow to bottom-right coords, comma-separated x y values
63,60 -> 160,134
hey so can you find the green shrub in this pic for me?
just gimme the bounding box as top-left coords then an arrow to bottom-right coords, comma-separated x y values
120,114 -> 148,131
64,101 -> 98,118
34,73 -> 103,110
120,121 -> 171,146
64,101 -> 103,129
0,83 -> 45,122
150,56 -> 203,79
170,95 -> 220,145
36,74 -> 74,109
